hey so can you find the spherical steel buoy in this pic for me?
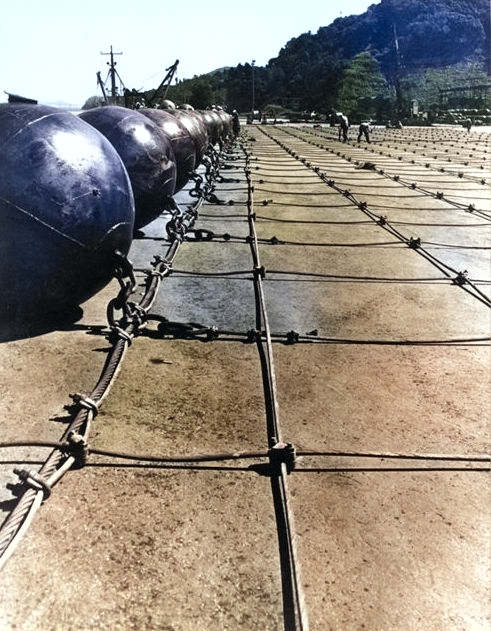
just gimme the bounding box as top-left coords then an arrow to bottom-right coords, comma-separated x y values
160,99 -> 176,110
79,105 -> 176,230
171,109 -> 209,166
140,108 -> 196,192
216,108 -> 232,139
200,109 -> 223,145
0,103 -> 135,324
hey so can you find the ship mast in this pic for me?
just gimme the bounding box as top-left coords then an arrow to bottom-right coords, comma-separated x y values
100,45 -> 123,103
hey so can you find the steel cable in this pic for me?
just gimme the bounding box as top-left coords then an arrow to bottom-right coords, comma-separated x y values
0,169 -> 206,567
1,441 -> 489,466
256,126 -> 491,308
275,126 -> 491,218
245,152 -> 310,631
293,125 -> 490,188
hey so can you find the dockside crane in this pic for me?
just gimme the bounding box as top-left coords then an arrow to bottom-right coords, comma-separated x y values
124,59 -> 179,109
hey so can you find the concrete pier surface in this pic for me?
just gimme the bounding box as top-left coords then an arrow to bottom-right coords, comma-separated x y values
0,124 -> 490,630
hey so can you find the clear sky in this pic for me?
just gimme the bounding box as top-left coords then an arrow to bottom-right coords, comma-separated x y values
0,0 -> 376,108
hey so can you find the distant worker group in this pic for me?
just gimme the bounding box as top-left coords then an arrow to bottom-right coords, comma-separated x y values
335,112 -> 371,143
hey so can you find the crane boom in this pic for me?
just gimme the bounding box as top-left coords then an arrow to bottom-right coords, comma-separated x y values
146,59 -> 179,107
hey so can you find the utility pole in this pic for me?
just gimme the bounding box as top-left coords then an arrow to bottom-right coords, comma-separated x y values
101,45 -> 123,103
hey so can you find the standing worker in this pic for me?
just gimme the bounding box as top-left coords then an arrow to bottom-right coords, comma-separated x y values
357,121 -> 371,143
338,113 -> 349,142
232,110 -> 240,138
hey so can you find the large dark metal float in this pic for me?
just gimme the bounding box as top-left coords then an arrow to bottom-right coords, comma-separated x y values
0,103 -> 135,323
79,105 -> 176,230
139,108 -> 196,193
0,98 -> 233,332
171,108 -> 209,165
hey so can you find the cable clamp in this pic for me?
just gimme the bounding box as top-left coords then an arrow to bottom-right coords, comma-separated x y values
205,192 -> 224,205
66,431 -> 89,468
13,468 -> 52,500
158,260 -> 173,275
254,265 -> 266,279
108,326 -> 133,345
148,268 -> 166,280
408,237 -> 421,249
286,330 -> 299,345
453,270 -> 468,286
69,393 -> 99,417
206,326 -> 219,341
377,215 -> 387,225
268,442 -> 296,474
191,229 -> 215,241
246,329 -> 261,343
148,259 -> 172,280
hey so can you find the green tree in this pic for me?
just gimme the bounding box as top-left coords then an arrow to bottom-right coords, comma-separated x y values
338,52 -> 394,121
82,95 -> 105,110
400,62 -> 491,115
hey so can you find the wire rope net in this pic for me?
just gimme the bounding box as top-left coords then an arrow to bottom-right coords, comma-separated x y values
1,124 -> 489,630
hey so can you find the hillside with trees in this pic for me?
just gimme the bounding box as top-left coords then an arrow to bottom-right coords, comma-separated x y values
86,0 -> 490,124
243,0 -> 490,122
